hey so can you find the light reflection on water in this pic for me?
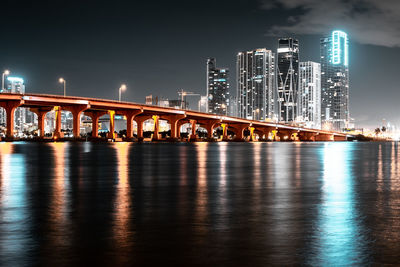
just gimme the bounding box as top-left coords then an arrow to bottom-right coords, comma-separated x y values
1,142 -> 400,265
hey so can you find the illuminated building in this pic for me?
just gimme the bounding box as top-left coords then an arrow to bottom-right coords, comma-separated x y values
277,38 -> 299,123
298,61 -> 321,129
207,58 -> 229,115
320,30 -> 350,131
237,48 -> 276,120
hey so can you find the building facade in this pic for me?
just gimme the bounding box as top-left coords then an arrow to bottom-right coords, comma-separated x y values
298,61 -> 321,129
237,48 -> 276,121
277,38 -> 299,123
320,30 -> 350,131
207,58 -> 229,115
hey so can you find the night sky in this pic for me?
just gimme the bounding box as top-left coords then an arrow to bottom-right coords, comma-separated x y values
1,0 -> 399,128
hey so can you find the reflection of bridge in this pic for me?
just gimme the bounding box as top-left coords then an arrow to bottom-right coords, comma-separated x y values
0,93 -> 348,141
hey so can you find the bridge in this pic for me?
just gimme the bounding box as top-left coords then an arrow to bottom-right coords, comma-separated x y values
0,93 -> 348,142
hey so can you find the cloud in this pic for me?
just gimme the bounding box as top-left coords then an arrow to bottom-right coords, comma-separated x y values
260,0 -> 400,47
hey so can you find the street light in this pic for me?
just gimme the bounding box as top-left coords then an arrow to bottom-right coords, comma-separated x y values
2,70 -> 10,92
59,78 -> 66,96
119,84 -> 126,101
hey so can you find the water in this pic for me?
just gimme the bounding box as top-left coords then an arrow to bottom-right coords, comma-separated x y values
0,142 -> 399,266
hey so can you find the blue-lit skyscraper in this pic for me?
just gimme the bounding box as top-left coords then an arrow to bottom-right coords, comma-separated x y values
320,30 -> 350,131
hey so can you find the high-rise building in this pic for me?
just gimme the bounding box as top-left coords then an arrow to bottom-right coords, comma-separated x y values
237,48 -> 276,121
320,30 -> 350,131
207,58 -> 229,115
298,61 -> 321,129
277,38 -> 299,123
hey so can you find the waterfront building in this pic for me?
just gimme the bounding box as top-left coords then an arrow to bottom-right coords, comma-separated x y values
298,61 -> 321,129
277,38 -> 299,123
320,30 -> 350,131
207,58 -> 229,115
237,48 -> 276,121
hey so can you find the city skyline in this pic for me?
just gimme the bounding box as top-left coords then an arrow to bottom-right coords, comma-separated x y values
0,0 -> 399,129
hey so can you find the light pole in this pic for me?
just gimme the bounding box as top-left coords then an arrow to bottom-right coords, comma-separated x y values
119,84 -> 126,101
2,70 -> 10,92
59,78 -> 66,96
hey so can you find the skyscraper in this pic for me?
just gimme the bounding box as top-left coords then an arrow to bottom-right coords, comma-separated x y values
277,38 -> 299,123
237,48 -> 276,121
298,61 -> 321,129
207,58 -> 229,115
320,30 -> 349,131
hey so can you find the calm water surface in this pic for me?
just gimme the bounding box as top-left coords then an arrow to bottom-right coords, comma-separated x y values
0,142 -> 399,266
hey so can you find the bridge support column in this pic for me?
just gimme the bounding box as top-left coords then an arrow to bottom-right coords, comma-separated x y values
249,127 -> 255,141
0,101 -> 22,139
37,111 -> 46,138
204,121 -> 217,141
221,123 -> 228,141
108,110 -> 115,139
54,106 -> 63,140
134,116 -> 151,142
84,111 -> 107,138
165,115 -> 186,141
152,115 -> 160,141
189,119 -> 197,141
64,105 -> 90,139
30,108 -> 52,138
232,124 -> 249,142
123,110 -> 143,140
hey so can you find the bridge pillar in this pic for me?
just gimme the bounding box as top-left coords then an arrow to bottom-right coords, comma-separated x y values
249,127 -> 255,141
165,114 -> 186,141
231,124 -> 249,142
84,111 -> 107,138
201,120 -> 219,141
189,119 -> 197,141
134,116 -> 152,142
152,115 -> 160,141
0,101 -> 22,139
108,110 -> 115,139
64,105 -> 90,139
122,110 -> 143,140
54,106 -> 63,140
221,123 -> 229,141
30,108 -> 52,138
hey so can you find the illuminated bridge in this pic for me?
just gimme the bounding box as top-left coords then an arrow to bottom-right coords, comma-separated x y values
0,93 -> 348,141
